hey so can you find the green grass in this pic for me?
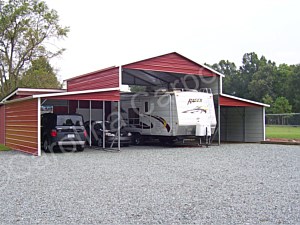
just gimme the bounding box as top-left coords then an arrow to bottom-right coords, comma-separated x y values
0,144 -> 11,151
266,125 -> 300,139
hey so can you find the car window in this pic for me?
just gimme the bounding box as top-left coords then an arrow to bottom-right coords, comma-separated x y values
92,121 -> 112,130
57,115 -> 83,126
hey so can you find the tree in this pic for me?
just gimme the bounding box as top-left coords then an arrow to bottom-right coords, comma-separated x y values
0,0 -> 69,99
287,65 -> 300,112
262,94 -> 274,114
19,57 -> 61,88
272,97 -> 292,114
274,64 -> 293,98
210,60 -> 239,95
239,52 -> 261,99
248,61 -> 277,101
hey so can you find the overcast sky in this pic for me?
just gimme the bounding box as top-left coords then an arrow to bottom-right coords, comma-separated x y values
44,0 -> 300,81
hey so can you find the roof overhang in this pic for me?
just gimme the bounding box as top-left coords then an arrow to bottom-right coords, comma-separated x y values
1,88 -> 66,103
1,88 -> 120,104
33,87 -> 120,101
220,93 -> 270,107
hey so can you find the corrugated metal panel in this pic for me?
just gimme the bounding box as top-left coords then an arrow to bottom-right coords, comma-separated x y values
5,99 -> 38,155
123,53 -> 217,77
220,106 -> 264,143
245,107 -> 264,142
219,96 -> 260,107
46,90 -> 120,101
67,67 -> 119,92
220,107 -> 244,142
0,105 -> 5,144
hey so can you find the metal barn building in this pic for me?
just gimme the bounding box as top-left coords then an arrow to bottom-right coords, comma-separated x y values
0,52 -> 269,156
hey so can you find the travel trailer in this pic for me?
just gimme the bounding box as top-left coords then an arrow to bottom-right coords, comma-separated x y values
121,88 -> 217,146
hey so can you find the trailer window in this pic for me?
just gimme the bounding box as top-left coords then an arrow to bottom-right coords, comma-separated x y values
145,102 -> 149,113
128,108 -> 140,125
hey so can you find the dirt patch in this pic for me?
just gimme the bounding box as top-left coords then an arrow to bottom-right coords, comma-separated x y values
262,138 -> 300,145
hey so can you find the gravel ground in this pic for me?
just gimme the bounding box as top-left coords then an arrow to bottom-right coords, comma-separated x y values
0,144 -> 299,224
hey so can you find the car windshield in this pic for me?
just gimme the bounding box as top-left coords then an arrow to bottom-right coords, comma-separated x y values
57,115 -> 83,126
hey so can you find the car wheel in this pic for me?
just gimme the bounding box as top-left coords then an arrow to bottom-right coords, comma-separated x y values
43,139 -> 52,153
133,134 -> 143,145
76,146 -> 84,152
97,139 -> 102,147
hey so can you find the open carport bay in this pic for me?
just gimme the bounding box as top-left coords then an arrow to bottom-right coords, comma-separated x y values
0,144 -> 299,224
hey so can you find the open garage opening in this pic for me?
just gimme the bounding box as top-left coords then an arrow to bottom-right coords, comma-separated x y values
120,68 -> 221,146
40,99 -> 123,154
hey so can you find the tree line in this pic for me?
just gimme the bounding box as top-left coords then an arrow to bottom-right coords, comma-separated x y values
207,53 -> 300,113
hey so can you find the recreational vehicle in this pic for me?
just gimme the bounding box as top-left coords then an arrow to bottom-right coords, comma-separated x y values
121,88 -> 217,146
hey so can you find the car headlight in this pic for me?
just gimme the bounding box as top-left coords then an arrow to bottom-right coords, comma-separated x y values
127,132 -> 132,137
105,133 -> 115,137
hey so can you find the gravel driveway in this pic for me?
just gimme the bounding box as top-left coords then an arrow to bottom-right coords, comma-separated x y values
0,144 -> 299,224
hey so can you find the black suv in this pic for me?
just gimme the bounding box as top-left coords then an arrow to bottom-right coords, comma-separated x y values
41,113 -> 87,152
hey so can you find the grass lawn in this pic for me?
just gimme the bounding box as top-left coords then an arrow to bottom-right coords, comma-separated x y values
0,144 -> 11,151
266,125 -> 300,139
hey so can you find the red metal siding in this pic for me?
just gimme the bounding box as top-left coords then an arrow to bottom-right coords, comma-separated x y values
123,52 -> 217,77
219,96 -> 260,107
67,67 -> 119,92
0,105 -> 5,144
47,91 -> 120,102
53,106 -> 68,114
5,99 -> 38,155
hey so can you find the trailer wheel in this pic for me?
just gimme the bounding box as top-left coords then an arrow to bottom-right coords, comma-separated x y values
133,134 -> 143,145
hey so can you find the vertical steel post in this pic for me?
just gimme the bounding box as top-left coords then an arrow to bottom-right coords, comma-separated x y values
263,107 -> 266,141
218,99 -> 221,146
102,101 -> 105,149
37,97 -> 41,156
118,101 -> 121,151
89,100 -> 92,147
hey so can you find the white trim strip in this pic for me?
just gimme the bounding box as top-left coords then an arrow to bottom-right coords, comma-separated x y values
1,89 -> 18,103
1,88 -> 66,103
199,62 -> 225,77
220,93 -> 270,107
263,107 -> 266,141
32,87 -> 120,99
37,97 -> 41,156
2,96 -> 33,104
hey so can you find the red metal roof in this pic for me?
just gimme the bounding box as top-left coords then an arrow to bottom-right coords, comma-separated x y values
123,52 -> 221,77
1,88 -> 65,103
219,94 -> 269,107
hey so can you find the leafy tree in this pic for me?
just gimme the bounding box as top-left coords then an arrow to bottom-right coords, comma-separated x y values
0,0 -> 69,99
272,97 -> 292,114
208,52 -> 299,113
210,60 -> 239,95
262,94 -> 274,114
248,62 -> 277,101
238,52 -> 260,99
287,65 -> 300,112
274,64 -> 293,98
19,57 -> 61,88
